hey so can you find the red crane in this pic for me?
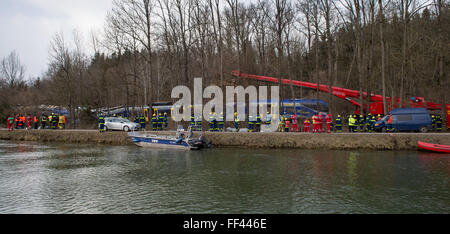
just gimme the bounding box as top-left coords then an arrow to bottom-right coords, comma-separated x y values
231,71 -> 447,117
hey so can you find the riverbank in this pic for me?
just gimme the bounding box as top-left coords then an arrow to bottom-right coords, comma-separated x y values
0,130 -> 132,145
1,129 -> 449,150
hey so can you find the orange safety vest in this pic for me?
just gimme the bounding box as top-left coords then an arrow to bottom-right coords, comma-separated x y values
34,116 -> 38,122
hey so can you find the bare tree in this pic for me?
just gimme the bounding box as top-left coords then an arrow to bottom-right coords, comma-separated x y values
226,0 -> 242,74
319,0 -> 336,114
379,0 -> 387,114
210,0 -> 225,88
109,0 -> 154,104
1,51 -> 26,88
250,0 -> 270,75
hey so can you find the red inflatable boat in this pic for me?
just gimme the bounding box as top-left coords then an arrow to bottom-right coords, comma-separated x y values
417,141 -> 450,154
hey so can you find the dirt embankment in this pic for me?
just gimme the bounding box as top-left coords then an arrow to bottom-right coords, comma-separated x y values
0,130 -> 449,150
202,132 -> 450,150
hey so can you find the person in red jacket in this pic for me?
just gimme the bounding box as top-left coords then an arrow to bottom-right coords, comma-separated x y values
312,114 -> 318,133
27,114 -> 33,130
318,113 -> 324,133
291,114 -> 299,132
284,118 -> 290,132
326,114 -> 333,134
304,119 -> 311,133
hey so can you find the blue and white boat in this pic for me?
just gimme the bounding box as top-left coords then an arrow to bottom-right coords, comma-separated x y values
128,129 -> 211,150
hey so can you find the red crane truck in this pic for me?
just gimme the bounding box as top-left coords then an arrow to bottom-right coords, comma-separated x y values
231,71 -> 449,129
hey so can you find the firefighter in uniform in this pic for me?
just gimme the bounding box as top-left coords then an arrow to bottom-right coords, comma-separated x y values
163,113 -> 168,130
348,115 -> 357,133
435,115 -> 442,132
51,113 -> 58,129
335,115 -> 343,133
431,115 -> 436,131
212,112 -> 218,132
234,112 -> 240,132
369,115 -> 377,132
134,115 -> 140,125
265,112 -> 272,126
140,114 -> 146,130
255,113 -> 261,132
190,114 -> 196,131
196,114 -> 203,132
359,115 -> 365,132
98,114 -> 105,132
365,114 -> 372,132
41,114 -> 47,129
209,112 -> 215,132
157,113 -> 164,131
218,113 -> 224,132
152,114 -> 157,131
248,115 -> 255,132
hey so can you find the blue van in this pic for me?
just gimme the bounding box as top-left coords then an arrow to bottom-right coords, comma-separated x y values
374,108 -> 432,133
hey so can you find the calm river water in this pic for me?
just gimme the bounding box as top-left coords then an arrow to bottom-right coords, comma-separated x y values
0,140 -> 448,214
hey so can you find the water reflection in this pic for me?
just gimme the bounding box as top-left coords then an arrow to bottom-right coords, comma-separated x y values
0,141 -> 448,214
347,153 -> 358,186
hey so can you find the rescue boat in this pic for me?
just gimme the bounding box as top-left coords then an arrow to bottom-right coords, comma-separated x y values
417,141 -> 450,154
128,128 -> 212,150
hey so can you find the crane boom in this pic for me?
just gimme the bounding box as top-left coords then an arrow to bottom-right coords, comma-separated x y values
231,71 -> 445,115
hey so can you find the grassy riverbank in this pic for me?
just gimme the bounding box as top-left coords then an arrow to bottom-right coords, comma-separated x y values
1,129 -> 449,150
0,130 -> 132,145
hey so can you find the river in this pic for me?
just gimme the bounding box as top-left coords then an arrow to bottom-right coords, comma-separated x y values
0,140 -> 448,214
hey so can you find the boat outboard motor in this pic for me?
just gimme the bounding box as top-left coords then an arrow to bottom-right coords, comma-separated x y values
192,135 -> 213,149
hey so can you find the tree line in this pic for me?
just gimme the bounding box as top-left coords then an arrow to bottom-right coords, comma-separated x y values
1,0 -> 448,127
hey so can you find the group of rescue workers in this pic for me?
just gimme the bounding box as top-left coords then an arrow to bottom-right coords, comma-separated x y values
149,112 -> 168,131
182,112 -> 445,133
431,114 -> 444,132
9,111 -> 443,134
6,113 -> 66,131
195,112 -> 383,133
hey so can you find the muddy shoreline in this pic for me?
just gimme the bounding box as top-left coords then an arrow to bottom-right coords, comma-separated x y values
1,129 -> 449,150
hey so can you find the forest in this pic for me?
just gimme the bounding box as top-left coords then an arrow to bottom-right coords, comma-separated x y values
0,0 -> 448,126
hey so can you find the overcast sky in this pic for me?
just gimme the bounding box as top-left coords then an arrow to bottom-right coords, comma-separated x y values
0,0 -> 113,79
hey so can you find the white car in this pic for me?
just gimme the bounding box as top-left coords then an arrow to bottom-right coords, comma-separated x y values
104,117 -> 140,132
